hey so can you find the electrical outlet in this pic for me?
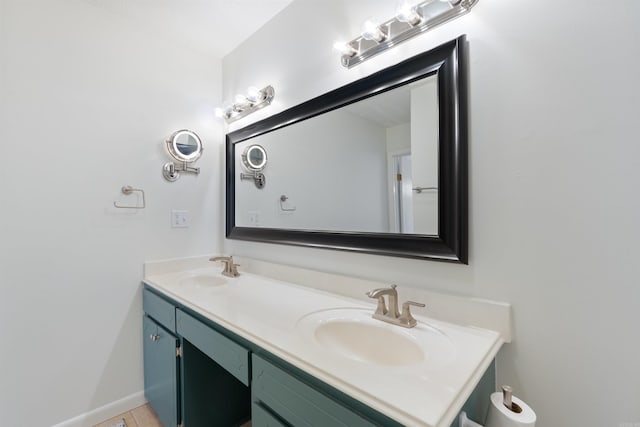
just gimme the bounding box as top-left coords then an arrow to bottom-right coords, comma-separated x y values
248,211 -> 260,226
171,210 -> 191,228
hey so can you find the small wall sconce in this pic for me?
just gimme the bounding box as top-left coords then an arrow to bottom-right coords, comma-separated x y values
215,85 -> 275,123
334,0 -> 479,68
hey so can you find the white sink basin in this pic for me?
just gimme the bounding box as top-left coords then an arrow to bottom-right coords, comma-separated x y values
178,274 -> 226,288
296,308 -> 455,369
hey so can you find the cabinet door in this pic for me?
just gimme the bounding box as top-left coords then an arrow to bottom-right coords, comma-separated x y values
143,315 -> 179,427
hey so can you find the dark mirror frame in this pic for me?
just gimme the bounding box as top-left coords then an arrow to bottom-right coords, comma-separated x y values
226,35 -> 468,263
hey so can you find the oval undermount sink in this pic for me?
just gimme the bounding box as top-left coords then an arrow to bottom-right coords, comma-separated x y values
296,308 -> 455,369
178,275 -> 226,288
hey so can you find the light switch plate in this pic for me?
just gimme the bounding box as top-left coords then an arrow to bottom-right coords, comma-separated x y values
171,210 -> 191,228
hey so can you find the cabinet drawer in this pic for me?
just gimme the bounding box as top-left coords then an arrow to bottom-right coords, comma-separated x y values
176,309 -> 250,386
252,403 -> 288,427
143,288 -> 176,332
252,355 -> 375,427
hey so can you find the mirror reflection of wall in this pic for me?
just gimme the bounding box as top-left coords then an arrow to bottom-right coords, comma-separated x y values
410,77 -> 438,235
235,74 -> 438,235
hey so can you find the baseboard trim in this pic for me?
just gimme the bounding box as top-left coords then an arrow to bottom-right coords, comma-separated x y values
52,391 -> 146,427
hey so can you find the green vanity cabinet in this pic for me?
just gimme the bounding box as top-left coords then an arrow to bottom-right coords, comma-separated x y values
250,352 -> 494,427
143,286 -> 494,427
143,315 -> 180,427
143,287 -> 251,427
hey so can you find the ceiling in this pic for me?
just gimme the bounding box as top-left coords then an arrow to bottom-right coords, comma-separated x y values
344,84 -> 412,128
81,0 -> 294,57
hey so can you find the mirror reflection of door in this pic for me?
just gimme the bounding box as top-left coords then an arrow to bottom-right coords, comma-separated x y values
391,153 -> 415,233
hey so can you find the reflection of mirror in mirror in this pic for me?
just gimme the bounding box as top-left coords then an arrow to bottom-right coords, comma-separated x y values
235,74 -> 438,235
166,129 -> 203,163
242,145 -> 267,171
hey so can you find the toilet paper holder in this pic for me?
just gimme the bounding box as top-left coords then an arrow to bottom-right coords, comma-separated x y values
501,385 -> 523,413
459,385 -> 536,427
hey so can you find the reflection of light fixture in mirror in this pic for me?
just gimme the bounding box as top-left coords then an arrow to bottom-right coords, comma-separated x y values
240,144 -> 268,189
162,129 -> 203,182
216,85 -> 275,123
336,0 -> 478,68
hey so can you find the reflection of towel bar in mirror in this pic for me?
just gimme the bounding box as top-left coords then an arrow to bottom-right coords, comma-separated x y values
114,185 -> 145,209
412,186 -> 438,194
279,195 -> 296,212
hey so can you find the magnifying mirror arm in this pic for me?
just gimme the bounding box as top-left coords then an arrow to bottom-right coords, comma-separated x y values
240,171 -> 266,189
240,172 -> 257,180
173,162 -> 200,174
162,161 -> 200,182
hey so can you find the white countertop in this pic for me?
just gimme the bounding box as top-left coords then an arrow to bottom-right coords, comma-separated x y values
144,265 -> 503,427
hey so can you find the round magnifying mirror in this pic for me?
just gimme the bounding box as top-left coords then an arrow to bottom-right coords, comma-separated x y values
166,129 -> 203,163
242,144 -> 267,171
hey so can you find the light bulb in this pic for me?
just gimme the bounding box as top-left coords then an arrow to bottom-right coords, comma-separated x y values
235,94 -> 248,104
361,20 -> 386,43
246,86 -> 262,103
396,1 -> 422,26
214,107 -> 225,118
333,41 -> 357,57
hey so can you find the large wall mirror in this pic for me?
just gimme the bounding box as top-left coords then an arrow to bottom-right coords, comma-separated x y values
226,36 -> 468,263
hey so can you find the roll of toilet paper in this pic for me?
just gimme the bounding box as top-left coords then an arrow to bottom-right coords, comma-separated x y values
485,391 -> 536,427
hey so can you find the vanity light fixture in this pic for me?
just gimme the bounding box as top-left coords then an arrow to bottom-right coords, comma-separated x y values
335,0 -> 478,68
361,20 -> 387,43
396,2 -> 423,26
215,85 -> 275,123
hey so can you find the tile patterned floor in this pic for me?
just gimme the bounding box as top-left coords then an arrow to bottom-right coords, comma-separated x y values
93,403 -> 253,427
93,404 -> 162,427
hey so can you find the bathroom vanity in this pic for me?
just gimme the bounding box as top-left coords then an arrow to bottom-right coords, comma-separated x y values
142,257 -> 508,427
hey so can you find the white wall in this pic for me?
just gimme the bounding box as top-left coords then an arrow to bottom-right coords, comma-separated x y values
223,1 -> 640,425
235,109 -> 388,231
0,0 -> 223,425
410,79 -> 438,234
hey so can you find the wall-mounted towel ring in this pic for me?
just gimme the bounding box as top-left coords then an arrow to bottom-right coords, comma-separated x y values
114,185 -> 146,209
279,195 -> 296,212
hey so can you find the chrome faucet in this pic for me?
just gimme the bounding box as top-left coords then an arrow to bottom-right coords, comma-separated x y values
210,256 -> 240,278
366,284 -> 425,328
